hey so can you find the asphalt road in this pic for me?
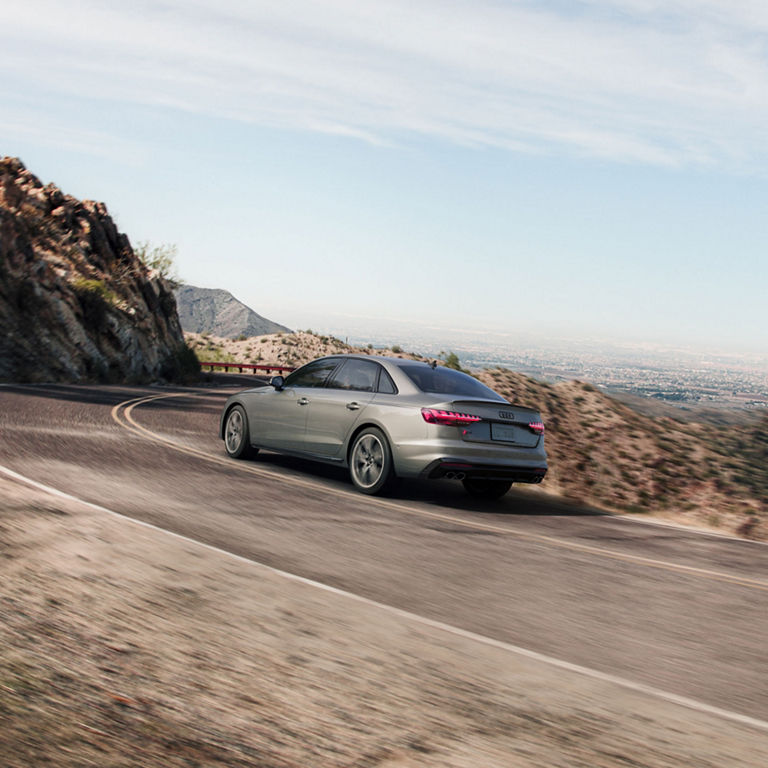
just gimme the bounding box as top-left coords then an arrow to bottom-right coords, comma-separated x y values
2,380 -> 767,727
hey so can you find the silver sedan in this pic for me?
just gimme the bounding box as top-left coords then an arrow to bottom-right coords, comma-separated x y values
220,354 -> 547,498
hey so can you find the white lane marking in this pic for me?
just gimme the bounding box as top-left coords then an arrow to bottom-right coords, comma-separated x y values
2,461 -> 768,735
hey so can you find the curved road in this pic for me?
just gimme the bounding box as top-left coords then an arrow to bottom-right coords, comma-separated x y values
2,380 -> 767,729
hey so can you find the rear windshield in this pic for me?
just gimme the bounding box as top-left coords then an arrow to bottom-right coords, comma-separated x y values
400,364 -> 505,400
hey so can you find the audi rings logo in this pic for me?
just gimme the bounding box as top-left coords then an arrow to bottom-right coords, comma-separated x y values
498,410 -> 516,421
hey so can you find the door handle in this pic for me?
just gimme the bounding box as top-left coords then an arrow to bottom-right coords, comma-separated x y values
298,397 -> 309,406
346,402 -> 360,410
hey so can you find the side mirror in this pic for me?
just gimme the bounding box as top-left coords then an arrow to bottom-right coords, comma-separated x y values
270,375 -> 285,390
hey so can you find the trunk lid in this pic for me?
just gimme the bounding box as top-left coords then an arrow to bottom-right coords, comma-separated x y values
429,398 -> 543,448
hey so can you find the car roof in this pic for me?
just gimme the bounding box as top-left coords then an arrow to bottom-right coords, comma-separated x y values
318,353 -> 429,367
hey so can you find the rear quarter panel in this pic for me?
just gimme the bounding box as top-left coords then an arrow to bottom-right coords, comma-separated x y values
344,394 -> 427,472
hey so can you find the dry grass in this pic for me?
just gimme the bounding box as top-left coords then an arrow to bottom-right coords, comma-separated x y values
186,330 -> 425,369
476,369 -> 767,539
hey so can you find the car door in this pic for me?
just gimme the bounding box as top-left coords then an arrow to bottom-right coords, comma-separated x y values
250,358 -> 341,451
303,358 -> 380,457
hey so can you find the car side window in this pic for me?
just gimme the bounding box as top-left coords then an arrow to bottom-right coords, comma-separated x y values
327,359 -> 380,392
377,368 -> 397,394
283,359 -> 340,388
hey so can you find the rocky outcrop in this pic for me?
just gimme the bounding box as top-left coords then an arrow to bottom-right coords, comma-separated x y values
174,284 -> 291,338
0,157 -> 197,383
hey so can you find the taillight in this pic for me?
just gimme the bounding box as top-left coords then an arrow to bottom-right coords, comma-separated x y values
528,421 -> 545,435
421,408 -> 482,426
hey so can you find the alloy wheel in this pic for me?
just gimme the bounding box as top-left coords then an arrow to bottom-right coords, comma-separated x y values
352,433 -> 385,489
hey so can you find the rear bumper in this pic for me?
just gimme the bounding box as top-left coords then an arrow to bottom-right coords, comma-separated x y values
422,458 -> 548,483
392,432 -> 547,481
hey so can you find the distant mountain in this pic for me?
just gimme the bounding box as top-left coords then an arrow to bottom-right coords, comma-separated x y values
174,285 -> 291,338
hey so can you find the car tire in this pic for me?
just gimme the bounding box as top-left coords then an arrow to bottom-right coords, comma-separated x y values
224,405 -> 257,459
349,427 -> 393,495
462,478 -> 512,500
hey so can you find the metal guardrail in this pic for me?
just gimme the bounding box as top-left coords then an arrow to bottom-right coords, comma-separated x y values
199,361 -> 296,375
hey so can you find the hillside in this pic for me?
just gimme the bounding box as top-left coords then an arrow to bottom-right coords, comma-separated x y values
175,285 -> 291,338
0,157 -> 195,383
185,329 -> 424,368
193,330 -> 767,539
476,369 -> 767,537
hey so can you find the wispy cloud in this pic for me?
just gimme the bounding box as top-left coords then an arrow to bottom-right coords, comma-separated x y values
3,0 -> 768,168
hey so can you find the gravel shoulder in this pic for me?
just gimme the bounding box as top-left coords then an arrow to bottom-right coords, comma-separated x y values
1,473 -> 767,767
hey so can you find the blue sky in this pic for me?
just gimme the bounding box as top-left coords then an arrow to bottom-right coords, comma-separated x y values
2,0 -> 767,352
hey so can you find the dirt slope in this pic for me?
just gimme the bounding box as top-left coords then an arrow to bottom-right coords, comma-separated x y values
476,369 -> 767,538
3,473 -> 767,767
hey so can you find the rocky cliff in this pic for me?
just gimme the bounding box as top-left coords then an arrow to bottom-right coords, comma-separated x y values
0,157 -> 196,383
174,285 -> 291,338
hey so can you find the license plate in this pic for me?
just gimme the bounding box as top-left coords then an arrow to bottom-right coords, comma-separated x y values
491,423 -> 518,443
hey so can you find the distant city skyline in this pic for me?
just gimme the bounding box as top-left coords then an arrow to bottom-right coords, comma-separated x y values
261,310 -> 768,411
2,1 -> 767,353
246,307 -> 768,360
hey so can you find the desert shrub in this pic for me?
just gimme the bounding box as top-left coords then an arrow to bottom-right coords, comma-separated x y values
391,344 -> 403,353
135,241 -> 179,286
207,348 -> 235,363
72,277 -> 115,302
72,278 -> 116,327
